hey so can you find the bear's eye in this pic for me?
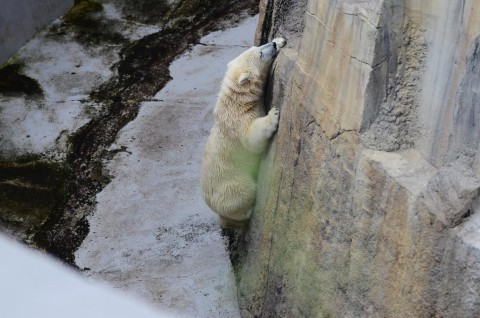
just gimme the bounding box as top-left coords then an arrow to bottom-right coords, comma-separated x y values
260,52 -> 263,58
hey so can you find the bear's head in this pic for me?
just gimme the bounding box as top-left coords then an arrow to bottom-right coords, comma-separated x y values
226,41 -> 279,86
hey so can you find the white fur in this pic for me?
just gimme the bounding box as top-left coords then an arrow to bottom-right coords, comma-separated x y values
200,38 -> 286,228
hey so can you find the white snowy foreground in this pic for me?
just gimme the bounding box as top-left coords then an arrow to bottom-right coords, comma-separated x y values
75,15 -> 259,317
0,233 -> 175,318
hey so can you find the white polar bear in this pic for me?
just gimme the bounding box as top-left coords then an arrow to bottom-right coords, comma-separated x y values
201,38 -> 286,228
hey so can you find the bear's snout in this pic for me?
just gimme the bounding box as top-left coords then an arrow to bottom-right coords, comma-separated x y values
259,42 -> 277,61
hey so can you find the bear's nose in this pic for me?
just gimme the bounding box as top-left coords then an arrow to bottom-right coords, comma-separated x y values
272,42 -> 277,49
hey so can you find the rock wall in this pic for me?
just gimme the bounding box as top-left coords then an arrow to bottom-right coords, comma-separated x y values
236,1 -> 480,317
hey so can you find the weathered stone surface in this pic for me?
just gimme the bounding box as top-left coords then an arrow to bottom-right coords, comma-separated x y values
255,0 -> 308,46
236,0 -> 480,317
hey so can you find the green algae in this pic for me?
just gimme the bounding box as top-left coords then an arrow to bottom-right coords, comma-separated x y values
168,0 -> 215,20
0,156 -> 69,241
118,0 -> 170,24
67,17 -> 126,45
0,64 -> 42,96
60,0 -> 125,46
64,0 -> 103,23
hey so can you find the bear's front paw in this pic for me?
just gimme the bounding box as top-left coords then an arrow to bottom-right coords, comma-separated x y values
268,106 -> 279,119
267,107 -> 279,133
273,38 -> 287,48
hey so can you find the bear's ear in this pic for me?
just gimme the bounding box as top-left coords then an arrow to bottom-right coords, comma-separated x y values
238,72 -> 251,85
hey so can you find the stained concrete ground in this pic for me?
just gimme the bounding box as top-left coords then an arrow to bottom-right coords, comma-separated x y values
0,1 -> 259,316
0,2 -> 160,160
73,15 -> 258,318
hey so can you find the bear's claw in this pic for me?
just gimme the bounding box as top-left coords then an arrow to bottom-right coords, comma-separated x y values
269,107 -> 279,117
268,107 -> 280,132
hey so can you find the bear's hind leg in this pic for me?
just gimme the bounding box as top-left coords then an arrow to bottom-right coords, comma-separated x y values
214,179 -> 256,225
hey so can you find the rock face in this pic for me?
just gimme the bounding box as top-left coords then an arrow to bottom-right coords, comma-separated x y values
236,1 -> 480,317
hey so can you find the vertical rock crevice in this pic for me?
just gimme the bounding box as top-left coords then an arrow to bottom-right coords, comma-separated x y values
255,0 -> 308,46
447,35 -> 480,163
360,0 -> 426,152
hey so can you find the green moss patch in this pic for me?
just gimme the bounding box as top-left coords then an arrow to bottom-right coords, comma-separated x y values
61,0 -> 125,46
64,0 -> 103,23
167,0 -> 215,30
120,0 -> 170,24
68,17 -> 126,45
0,156 -> 69,240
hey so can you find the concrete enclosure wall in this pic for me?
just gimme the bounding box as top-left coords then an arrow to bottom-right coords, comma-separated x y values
0,0 -> 73,64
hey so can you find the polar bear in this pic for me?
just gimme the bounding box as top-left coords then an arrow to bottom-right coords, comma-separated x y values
200,38 -> 287,228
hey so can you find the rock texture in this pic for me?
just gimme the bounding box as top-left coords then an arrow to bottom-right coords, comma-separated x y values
236,1 -> 480,317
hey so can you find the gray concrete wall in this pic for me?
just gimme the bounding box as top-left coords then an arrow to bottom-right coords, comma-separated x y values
0,0 -> 73,64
